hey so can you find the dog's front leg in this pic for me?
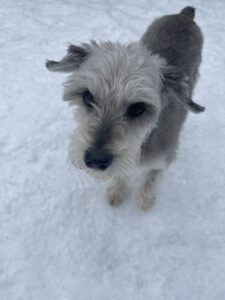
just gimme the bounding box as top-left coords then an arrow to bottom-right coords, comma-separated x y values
137,170 -> 162,211
106,176 -> 128,206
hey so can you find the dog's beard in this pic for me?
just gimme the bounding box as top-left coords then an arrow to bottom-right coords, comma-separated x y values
68,127 -> 142,181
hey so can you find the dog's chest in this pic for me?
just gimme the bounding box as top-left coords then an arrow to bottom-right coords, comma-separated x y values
137,154 -> 167,175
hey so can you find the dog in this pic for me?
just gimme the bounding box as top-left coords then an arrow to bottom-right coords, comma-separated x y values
46,6 -> 204,210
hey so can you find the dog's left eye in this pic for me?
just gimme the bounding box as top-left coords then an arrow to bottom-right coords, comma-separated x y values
126,102 -> 146,118
82,90 -> 95,108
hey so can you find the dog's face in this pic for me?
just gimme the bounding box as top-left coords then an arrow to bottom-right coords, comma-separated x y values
46,41 -> 203,180
47,42 -> 163,180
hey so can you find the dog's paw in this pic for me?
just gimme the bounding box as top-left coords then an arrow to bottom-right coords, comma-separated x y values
106,181 -> 127,206
137,189 -> 155,211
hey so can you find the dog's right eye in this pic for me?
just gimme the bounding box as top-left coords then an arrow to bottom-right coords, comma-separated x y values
82,90 -> 95,108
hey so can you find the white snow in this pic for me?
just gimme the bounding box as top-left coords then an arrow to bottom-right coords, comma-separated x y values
1,0 -> 225,299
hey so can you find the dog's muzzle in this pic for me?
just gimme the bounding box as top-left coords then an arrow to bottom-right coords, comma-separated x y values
84,148 -> 113,171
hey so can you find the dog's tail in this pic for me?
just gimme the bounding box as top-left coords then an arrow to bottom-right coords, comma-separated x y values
180,6 -> 195,19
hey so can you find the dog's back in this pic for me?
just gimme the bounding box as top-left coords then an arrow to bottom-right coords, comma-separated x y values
142,7 -> 203,78
140,7 -> 204,165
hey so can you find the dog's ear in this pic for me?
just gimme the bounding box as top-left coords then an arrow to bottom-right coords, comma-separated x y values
46,44 -> 89,73
162,67 -> 205,113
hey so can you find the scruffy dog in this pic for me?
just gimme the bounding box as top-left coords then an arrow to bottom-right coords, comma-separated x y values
46,7 -> 204,210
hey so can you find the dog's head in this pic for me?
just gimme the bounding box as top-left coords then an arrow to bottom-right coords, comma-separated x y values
46,41 -> 204,180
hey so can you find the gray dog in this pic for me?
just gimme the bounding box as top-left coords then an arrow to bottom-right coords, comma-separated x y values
46,6 -> 204,210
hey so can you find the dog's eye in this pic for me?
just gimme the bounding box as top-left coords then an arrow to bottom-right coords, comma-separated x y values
126,102 -> 146,118
82,90 -> 94,108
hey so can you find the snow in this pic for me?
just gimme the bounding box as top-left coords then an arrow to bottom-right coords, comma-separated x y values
1,0 -> 225,299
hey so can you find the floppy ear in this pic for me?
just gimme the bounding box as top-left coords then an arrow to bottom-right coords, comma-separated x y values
162,67 -> 205,113
46,44 -> 89,73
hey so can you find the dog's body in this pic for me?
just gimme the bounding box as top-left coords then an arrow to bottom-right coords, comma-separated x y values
46,7 -> 204,210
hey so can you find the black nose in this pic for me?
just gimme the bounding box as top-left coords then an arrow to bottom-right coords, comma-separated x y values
84,148 -> 113,171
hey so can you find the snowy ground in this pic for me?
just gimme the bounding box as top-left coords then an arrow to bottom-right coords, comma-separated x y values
1,0 -> 225,299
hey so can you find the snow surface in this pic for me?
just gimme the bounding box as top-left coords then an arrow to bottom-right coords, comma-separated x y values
1,0 -> 225,299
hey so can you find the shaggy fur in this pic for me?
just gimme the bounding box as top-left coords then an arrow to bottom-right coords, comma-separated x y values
46,7 -> 204,210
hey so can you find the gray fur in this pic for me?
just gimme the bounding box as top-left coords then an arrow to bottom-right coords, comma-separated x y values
180,6 -> 195,19
46,44 -> 88,72
141,7 -> 204,165
142,7 -> 204,113
46,7 -> 204,208
142,7 -> 203,75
